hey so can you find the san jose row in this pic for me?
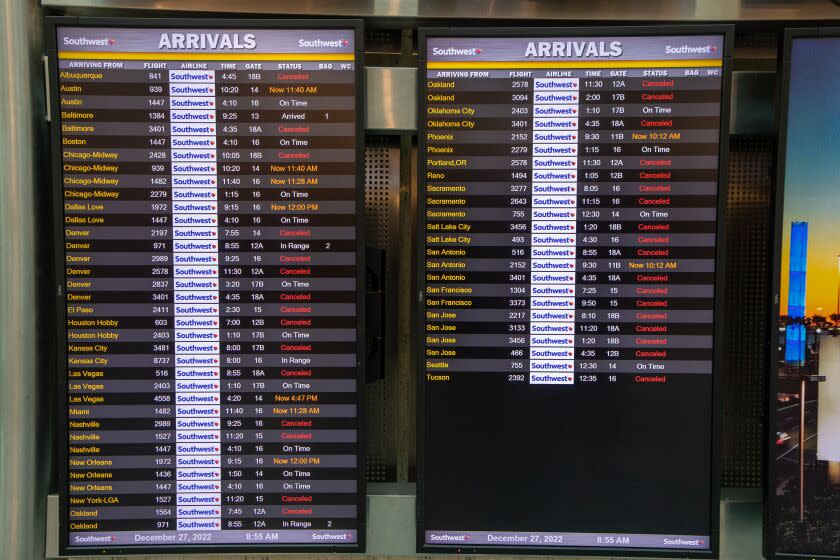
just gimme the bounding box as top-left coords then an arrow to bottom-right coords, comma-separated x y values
425,334 -> 712,348
425,346 -> 712,361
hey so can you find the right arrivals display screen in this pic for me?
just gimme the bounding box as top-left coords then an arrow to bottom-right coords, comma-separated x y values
417,27 -> 730,555
768,30 -> 840,559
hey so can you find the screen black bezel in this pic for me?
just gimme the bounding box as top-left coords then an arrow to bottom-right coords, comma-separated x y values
763,26 -> 840,560
46,15 -> 366,556
415,24 -> 733,557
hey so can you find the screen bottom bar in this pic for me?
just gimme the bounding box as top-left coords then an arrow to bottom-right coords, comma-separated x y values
69,529 -> 357,547
425,530 -> 709,550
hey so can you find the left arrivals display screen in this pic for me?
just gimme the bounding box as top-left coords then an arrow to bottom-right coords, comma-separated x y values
48,19 -> 364,555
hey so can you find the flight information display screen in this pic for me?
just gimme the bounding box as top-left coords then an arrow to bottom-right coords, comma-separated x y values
49,19 -> 364,554
767,29 -> 840,560
418,27 -> 730,555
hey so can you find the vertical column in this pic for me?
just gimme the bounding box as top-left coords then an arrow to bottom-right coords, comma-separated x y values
215,62 -> 247,533
146,64 -> 177,534
63,62 -> 179,539
216,62 -> 257,532
170,67 -> 222,532
575,72 -> 612,385
529,76 -> 579,385
424,70 -> 534,385
624,67 -> 720,382
0,1 -> 47,557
